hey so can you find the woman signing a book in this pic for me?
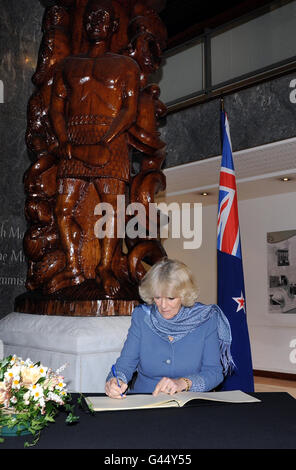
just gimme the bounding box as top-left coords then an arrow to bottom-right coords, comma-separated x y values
105,258 -> 234,398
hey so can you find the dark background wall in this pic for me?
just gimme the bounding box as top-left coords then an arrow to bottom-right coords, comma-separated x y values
0,1 -> 296,319
0,1 -> 44,319
162,72 -> 296,167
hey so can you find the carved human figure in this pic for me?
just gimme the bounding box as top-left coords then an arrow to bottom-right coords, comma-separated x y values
122,23 -> 167,273
49,0 -> 140,296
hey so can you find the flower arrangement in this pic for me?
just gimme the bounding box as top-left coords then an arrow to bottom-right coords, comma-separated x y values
0,355 -> 79,446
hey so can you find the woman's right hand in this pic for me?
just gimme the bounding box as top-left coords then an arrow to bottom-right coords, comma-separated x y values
105,377 -> 128,399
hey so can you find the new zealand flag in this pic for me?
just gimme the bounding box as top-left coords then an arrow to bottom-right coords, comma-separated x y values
217,110 -> 254,392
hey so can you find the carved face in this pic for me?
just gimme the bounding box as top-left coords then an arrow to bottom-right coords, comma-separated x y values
129,32 -> 162,75
84,1 -> 115,42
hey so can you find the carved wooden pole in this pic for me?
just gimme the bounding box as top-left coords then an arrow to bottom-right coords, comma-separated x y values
15,0 -> 167,316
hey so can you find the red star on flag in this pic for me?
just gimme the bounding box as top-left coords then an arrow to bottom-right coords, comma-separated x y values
232,291 -> 246,312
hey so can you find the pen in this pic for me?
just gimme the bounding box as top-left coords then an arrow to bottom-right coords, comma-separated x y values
112,364 -> 123,397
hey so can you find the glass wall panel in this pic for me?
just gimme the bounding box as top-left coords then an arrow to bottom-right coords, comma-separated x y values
211,1 -> 296,86
154,41 -> 204,104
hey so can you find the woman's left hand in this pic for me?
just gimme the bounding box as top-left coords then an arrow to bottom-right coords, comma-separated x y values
152,377 -> 188,396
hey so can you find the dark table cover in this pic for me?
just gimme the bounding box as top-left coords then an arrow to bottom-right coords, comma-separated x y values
1,392 -> 296,450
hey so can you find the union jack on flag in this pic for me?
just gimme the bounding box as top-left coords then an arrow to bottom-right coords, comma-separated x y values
217,108 -> 254,393
217,112 -> 241,259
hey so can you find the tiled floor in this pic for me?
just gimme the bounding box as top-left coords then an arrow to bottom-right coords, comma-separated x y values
254,375 -> 296,398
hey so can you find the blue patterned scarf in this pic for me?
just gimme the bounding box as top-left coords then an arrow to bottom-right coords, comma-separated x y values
143,302 -> 234,375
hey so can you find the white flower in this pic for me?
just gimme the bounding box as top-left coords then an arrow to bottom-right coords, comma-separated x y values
55,363 -> 68,375
38,397 -> 46,411
38,365 -> 48,377
4,365 -> 21,383
30,384 -> 44,401
10,396 -> 17,405
23,390 -> 31,405
11,375 -> 21,389
55,378 -> 66,391
24,358 -> 33,367
9,355 -> 19,365
47,391 -> 64,405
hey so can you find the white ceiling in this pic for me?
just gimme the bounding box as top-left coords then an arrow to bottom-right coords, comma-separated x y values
158,137 -> 296,205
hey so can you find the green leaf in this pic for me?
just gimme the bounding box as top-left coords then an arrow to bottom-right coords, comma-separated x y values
44,415 -> 55,423
0,356 -> 12,380
24,431 -> 41,447
37,376 -> 46,385
64,403 -> 75,413
65,412 -> 79,424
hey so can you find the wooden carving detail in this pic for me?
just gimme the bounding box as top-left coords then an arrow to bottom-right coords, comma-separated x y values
20,0 -> 167,313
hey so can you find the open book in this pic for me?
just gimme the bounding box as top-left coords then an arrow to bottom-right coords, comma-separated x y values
85,390 -> 260,412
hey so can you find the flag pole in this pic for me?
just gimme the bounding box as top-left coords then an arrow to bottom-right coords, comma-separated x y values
220,97 -> 224,112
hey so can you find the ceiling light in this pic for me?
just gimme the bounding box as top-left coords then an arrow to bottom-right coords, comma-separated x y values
280,177 -> 291,182
201,192 -> 209,196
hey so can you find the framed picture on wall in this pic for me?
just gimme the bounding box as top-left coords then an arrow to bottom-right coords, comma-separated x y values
267,230 -> 296,314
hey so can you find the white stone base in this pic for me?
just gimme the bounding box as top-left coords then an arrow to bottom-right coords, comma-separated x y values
0,312 -> 131,393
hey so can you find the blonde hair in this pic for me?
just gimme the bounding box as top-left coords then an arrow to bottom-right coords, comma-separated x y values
139,258 -> 199,307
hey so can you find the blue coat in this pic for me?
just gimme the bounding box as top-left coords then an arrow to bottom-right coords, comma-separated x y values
107,304 -> 224,393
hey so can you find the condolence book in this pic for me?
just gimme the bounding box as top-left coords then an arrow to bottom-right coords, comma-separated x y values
85,390 -> 260,412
